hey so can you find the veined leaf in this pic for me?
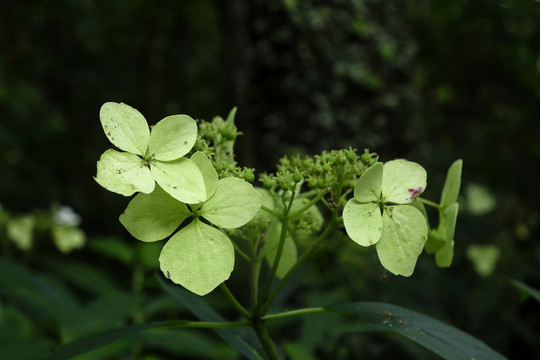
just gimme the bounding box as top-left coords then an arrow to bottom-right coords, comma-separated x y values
95,149 -> 154,196
353,162 -> 383,202
151,157 -> 206,204
343,200 -> 382,246
376,205 -> 427,276
382,160 -> 427,204
149,115 -> 197,161
326,301 -> 507,360
100,102 -> 149,156
200,177 -> 263,229
440,159 -> 463,207
159,220 -> 234,296
119,185 -> 191,242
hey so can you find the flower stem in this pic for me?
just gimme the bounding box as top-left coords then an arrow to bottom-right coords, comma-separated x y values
220,283 -> 251,319
252,320 -> 281,360
417,197 -> 440,209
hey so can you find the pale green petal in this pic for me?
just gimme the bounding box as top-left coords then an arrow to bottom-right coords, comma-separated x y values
262,221 -> 297,278
119,185 -> 191,242
376,205 -> 428,276
190,151 -> 218,201
466,245 -> 499,277
159,220 -> 234,296
7,215 -> 36,251
343,200 -> 382,246
382,159 -> 427,204
200,177 -> 263,229
425,228 -> 446,254
151,158 -> 206,204
440,159 -> 463,207
52,225 -> 85,253
100,102 -> 150,156
149,115 -> 198,161
435,202 -> 459,267
354,162 -> 383,202
95,149 -> 155,196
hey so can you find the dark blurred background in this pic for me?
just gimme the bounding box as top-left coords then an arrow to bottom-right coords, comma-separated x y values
1,0 -> 539,359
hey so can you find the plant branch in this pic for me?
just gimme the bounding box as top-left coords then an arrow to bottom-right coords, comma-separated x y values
220,283 -> 251,319
417,197 -> 441,209
288,188 -> 329,220
252,320 -> 281,360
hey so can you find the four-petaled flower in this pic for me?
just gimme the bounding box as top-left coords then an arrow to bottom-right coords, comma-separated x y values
343,160 -> 428,276
95,102 -> 206,204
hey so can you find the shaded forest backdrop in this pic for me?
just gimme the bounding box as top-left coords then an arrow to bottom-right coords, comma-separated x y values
0,1 -> 539,359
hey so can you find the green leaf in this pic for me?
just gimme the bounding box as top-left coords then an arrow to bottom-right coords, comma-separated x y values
263,221 -> 297,278
99,102 -> 149,156
326,301 -> 508,360
425,228 -> 446,254
510,279 -> 540,303
159,220 -> 234,296
343,200 -> 382,246
435,203 -> 459,267
6,215 -> 36,251
52,225 -> 86,253
150,157 -> 206,204
148,115 -> 197,161
382,160 -> 427,204
158,276 -> 268,360
119,185 -> 191,242
376,205 -> 428,276
440,159 -> 463,207
354,162 -> 382,202
200,177 -> 263,229
191,151 -> 218,201
95,149 -> 155,196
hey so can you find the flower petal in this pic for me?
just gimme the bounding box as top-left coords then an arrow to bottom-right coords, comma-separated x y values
200,177 -> 262,229
382,160 -> 427,204
376,205 -> 428,276
354,162 -> 383,202
159,220 -> 234,296
151,158 -> 206,204
190,151 -> 218,201
95,149 -> 155,196
435,202 -> 459,267
100,102 -> 150,156
343,200 -> 382,246
440,159 -> 462,207
149,115 -> 198,161
119,185 -> 191,242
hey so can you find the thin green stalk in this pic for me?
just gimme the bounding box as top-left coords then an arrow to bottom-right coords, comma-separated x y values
260,205 -> 281,219
262,307 -> 327,322
288,188 -> 329,220
259,212 -> 340,314
220,283 -> 251,319
252,320 -> 281,360
417,197 -> 441,209
159,320 -> 250,329
232,241 -> 252,263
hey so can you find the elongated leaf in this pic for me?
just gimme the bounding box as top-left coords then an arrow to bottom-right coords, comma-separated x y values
510,279 -> 540,303
435,203 -> 459,267
440,160 -> 463,207
343,200 -> 382,246
149,115 -> 197,161
191,151 -> 218,201
200,177 -> 263,229
159,220 -> 234,296
158,276 -> 268,360
151,157 -> 206,204
100,102 -> 149,156
382,160 -> 427,204
119,185 -> 190,242
327,301 -> 507,360
95,149 -> 155,196
354,162 -> 383,202
376,205 -> 427,276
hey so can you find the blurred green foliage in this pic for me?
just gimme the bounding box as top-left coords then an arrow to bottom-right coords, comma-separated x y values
0,0 -> 539,359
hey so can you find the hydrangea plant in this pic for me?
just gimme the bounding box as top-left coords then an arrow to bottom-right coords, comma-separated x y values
75,103 -> 507,360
